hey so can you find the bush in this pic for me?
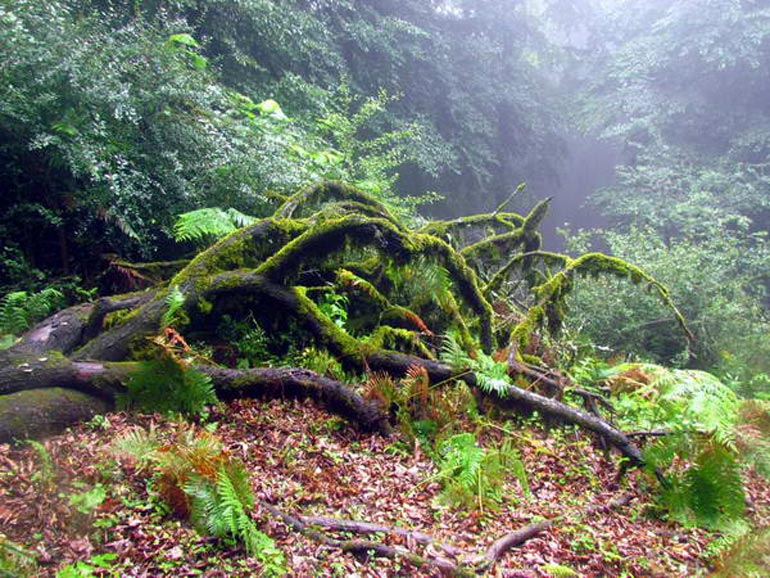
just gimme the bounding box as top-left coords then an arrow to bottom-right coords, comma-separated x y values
563,225 -> 770,393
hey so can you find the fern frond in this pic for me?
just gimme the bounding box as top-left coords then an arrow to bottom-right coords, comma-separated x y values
110,425 -> 161,469
685,445 -> 746,528
173,207 -> 257,243
499,439 -> 530,497
118,358 -> 218,418
440,332 -> 472,370
161,286 -> 187,328
0,288 -> 63,336
225,208 -> 258,228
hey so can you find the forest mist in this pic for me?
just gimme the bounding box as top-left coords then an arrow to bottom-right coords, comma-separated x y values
3,3 -> 770,576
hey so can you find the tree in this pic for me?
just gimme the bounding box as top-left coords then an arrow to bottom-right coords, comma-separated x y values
0,180 -> 692,482
528,0 -> 770,386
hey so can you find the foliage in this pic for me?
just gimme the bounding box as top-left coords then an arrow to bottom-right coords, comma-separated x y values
317,290 -> 349,329
711,526 -> 770,578
185,468 -> 286,575
27,439 -> 55,492
433,432 -> 527,512
68,484 -> 107,516
118,356 -> 217,419
161,286 -> 188,329
1,1 -> 272,274
55,553 -> 119,578
0,288 -> 64,338
0,537 -> 37,578
110,424 -> 162,469
564,226 -> 770,387
556,0 -> 770,394
288,346 -> 347,382
583,363 -> 752,528
173,208 -> 258,245
440,333 -> 512,398
363,365 -> 465,444
542,563 -> 579,578
112,425 -> 286,575
217,315 -> 272,370
120,0 -> 561,215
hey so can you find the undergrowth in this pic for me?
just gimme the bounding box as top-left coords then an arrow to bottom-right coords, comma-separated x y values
0,288 -> 64,347
575,361 -> 768,529
110,425 -> 286,576
117,355 -> 217,419
433,432 -> 528,511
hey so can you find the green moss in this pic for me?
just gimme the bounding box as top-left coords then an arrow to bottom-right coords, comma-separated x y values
521,197 -> 551,234
485,250 -> 569,295
110,258 -> 189,282
419,212 -> 525,241
103,308 -> 133,329
251,215 -> 494,351
292,286 -> 365,366
460,229 -> 526,261
510,304 -> 546,353
509,251 -> 693,351
276,180 -> 398,224
366,326 -> 435,359
336,269 -> 391,309
411,233 -> 494,352
197,296 -> 213,315
170,218 -> 307,295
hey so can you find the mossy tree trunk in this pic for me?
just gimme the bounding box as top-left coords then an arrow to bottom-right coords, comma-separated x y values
0,181 -> 689,470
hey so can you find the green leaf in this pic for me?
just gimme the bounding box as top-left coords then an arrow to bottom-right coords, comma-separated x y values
191,53 -> 208,69
256,99 -> 287,120
168,33 -> 199,47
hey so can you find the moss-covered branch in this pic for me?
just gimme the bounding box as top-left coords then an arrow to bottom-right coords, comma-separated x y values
276,180 -> 399,225
510,252 -> 694,352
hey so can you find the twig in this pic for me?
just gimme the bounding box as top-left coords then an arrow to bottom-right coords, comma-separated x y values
466,493 -> 634,570
491,183 -> 526,216
464,519 -> 553,569
260,493 -> 635,575
261,502 -> 471,576
626,430 -> 671,438
299,515 -> 463,558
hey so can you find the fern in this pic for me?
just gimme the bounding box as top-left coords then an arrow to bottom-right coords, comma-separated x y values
438,433 -> 486,508
118,357 -> 218,418
434,433 -> 527,511
26,439 -> 55,491
185,466 -> 285,575
440,333 -> 512,397
704,519 -> 752,561
610,364 -> 747,529
685,445 -> 746,527
0,288 -> 63,336
173,207 -> 257,244
110,425 -> 161,470
502,439 -> 531,497
710,526 -> 770,578
161,286 -> 187,328
473,352 -> 512,398
118,425 -> 286,576
440,332 -> 472,371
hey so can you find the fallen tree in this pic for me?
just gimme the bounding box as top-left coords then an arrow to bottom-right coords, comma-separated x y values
0,180 -> 691,476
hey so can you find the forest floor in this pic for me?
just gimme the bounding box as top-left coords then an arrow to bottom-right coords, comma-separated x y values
1,398 -> 769,577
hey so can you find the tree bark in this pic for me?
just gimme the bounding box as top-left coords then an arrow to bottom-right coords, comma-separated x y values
0,358 -> 390,443
0,388 -> 110,443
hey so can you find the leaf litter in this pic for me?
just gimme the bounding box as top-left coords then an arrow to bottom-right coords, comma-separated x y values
1,398 -> 768,576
